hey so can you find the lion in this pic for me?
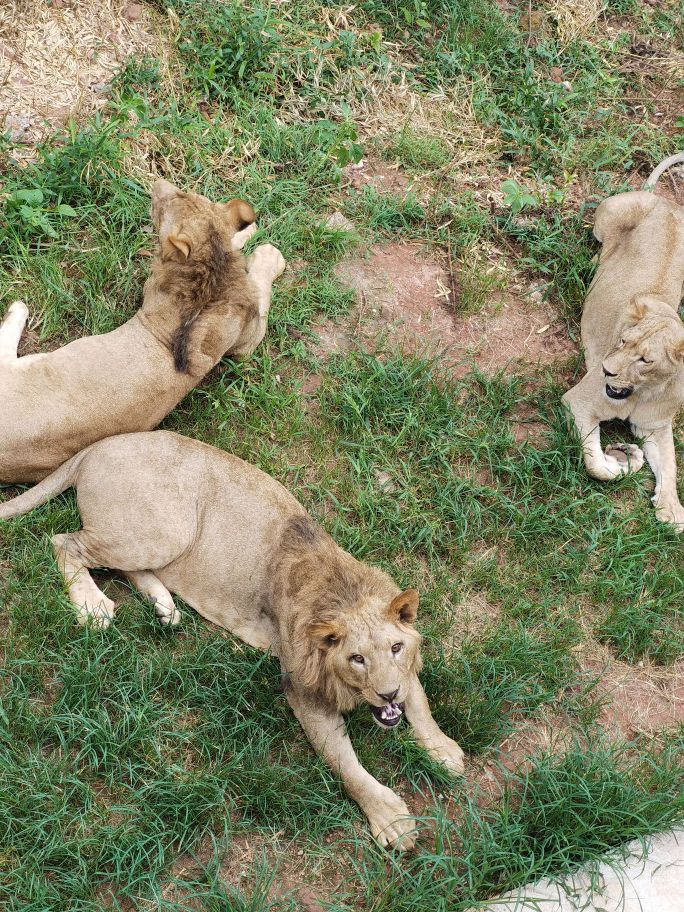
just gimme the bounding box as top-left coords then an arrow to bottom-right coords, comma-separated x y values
0,179 -> 285,483
562,155 -> 684,527
0,430 -> 465,850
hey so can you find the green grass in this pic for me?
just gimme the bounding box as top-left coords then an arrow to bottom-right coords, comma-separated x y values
1,0 -> 683,908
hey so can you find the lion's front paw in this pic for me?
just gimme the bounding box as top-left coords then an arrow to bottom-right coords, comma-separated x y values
364,786 -> 416,851
604,443 -> 644,474
76,595 -> 115,629
250,243 -> 286,283
654,499 -> 684,531
231,221 -> 257,251
427,736 -> 465,775
590,444 -> 644,480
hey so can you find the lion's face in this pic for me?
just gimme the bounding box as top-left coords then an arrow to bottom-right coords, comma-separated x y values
150,179 -> 255,262
601,296 -> 684,402
307,589 -> 423,726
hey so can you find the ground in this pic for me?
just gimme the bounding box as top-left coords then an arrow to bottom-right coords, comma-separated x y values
0,1 -> 683,910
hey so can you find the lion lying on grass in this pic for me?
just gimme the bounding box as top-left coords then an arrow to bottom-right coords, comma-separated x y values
0,430 -> 464,849
0,179 -> 285,483
562,156 -> 684,527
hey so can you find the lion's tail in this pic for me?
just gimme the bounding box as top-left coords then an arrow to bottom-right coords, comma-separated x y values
0,447 -> 93,520
644,152 -> 684,190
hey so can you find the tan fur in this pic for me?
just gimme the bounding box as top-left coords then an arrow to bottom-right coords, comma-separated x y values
0,180 -> 285,483
0,430 -> 464,849
562,191 -> 684,527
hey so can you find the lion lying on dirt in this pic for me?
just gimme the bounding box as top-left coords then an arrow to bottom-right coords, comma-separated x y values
562,168 -> 684,527
0,179 -> 285,483
0,430 -> 465,849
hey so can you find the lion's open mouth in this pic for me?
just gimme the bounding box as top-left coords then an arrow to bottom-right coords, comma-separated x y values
605,384 -> 632,400
370,702 -> 404,729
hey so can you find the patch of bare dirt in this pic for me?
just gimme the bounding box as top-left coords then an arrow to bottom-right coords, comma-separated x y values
447,591 -> 503,645
156,830 -> 347,912
0,0 -> 165,156
314,242 -> 576,374
344,157 -> 412,194
466,714 -> 577,805
628,165 -> 684,207
585,657 -> 684,740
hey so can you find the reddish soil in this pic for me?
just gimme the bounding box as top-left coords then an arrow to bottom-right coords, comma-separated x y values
344,157 -> 412,194
313,242 -> 576,374
586,658 -> 684,739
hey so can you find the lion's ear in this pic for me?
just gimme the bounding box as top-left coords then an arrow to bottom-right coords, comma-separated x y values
628,296 -> 649,325
308,618 -> 346,649
387,589 -> 419,625
224,199 -> 256,232
162,232 -> 192,262
672,340 -> 684,362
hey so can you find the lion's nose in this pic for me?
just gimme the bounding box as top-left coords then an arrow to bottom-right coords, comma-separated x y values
377,688 -> 399,702
603,365 -> 616,377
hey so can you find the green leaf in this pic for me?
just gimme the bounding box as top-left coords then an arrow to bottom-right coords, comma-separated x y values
11,188 -> 44,207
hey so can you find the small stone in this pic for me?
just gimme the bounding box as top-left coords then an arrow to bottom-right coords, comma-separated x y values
5,113 -> 30,143
374,470 -> 396,493
324,211 -> 354,232
561,80 -> 573,92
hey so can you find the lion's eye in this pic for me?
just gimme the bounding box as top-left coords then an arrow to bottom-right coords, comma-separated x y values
350,654 -> 365,665
391,643 -> 403,654
619,339 -> 625,346
639,356 -> 652,364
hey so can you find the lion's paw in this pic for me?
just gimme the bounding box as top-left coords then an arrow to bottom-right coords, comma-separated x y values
604,443 -> 644,474
154,595 -> 181,627
365,787 -> 416,851
231,221 -> 257,251
654,500 -> 684,531
250,243 -> 286,283
427,736 -> 465,775
76,595 -> 115,629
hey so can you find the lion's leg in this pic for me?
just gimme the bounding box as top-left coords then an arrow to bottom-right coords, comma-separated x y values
631,422 -> 684,529
562,388 -> 643,480
284,684 -> 417,850
125,569 -> 181,627
403,678 -> 464,775
231,244 -> 286,358
52,532 -> 116,629
0,300 -> 28,360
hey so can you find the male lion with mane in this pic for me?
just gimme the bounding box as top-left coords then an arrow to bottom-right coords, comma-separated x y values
0,179 -> 285,483
562,153 -> 684,527
0,430 -> 464,850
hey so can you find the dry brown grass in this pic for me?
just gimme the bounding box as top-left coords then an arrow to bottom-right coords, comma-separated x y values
546,0 -> 603,44
0,0 -> 166,156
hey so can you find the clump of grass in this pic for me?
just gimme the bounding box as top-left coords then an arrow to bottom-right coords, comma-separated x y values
497,206 -> 596,319
597,601 -> 684,666
421,622 -> 581,751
